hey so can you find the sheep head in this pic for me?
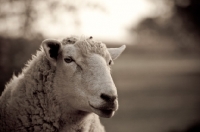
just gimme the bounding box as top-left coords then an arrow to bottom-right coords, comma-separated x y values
42,37 -> 125,118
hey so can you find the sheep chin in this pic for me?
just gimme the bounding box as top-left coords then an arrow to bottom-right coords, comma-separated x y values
89,104 -> 116,118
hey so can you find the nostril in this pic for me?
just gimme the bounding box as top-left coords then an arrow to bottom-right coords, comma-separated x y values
100,93 -> 117,102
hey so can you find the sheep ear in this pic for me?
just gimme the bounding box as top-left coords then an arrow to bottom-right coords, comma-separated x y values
108,45 -> 126,60
42,39 -> 62,65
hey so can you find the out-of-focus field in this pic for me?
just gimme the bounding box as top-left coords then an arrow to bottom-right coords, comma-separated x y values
101,46 -> 200,132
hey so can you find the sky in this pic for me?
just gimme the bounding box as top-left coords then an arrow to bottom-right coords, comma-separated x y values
35,0 -> 158,44
80,0 -> 155,44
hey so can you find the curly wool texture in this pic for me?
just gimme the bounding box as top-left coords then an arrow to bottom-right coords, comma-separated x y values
0,37 -> 105,132
0,51 -> 61,132
62,36 -> 109,59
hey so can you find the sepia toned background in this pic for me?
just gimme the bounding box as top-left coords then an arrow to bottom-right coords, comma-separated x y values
0,0 -> 200,132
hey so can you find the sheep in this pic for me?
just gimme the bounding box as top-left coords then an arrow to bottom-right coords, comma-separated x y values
0,36 -> 126,132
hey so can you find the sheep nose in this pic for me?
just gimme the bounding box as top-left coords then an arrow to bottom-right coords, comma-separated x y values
100,93 -> 117,102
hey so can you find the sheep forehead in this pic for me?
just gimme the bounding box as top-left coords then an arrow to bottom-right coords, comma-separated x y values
62,45 -> 77,57
61,36 -> 111,61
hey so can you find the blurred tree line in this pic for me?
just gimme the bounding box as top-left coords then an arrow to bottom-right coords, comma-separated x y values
0,0 -> 106,38
174,0 -> 200,35
131,0 -> 200,53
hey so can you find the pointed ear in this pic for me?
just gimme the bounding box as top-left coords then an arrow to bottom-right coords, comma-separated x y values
42,39 -> 62,65
108,45 -> 126,60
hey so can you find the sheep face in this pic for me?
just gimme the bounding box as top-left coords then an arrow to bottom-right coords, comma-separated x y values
42,38 -> 125,118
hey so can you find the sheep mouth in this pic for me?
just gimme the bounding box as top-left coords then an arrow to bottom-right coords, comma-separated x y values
89,104 -> 116,118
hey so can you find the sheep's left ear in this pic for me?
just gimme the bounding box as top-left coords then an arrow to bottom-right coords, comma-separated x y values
108,45 -> 126,60
42,39 -> 62,65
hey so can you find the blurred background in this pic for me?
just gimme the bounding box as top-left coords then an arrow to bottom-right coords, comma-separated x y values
0,0 -> 200,132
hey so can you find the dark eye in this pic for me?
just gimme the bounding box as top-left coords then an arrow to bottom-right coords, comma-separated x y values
109,60 -> 112,65
64,57 -> 74,63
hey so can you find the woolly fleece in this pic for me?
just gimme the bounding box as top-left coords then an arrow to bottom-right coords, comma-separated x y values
0,37 -> 106,132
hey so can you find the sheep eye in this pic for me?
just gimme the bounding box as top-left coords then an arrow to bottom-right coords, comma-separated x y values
64,57 -> 74,63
